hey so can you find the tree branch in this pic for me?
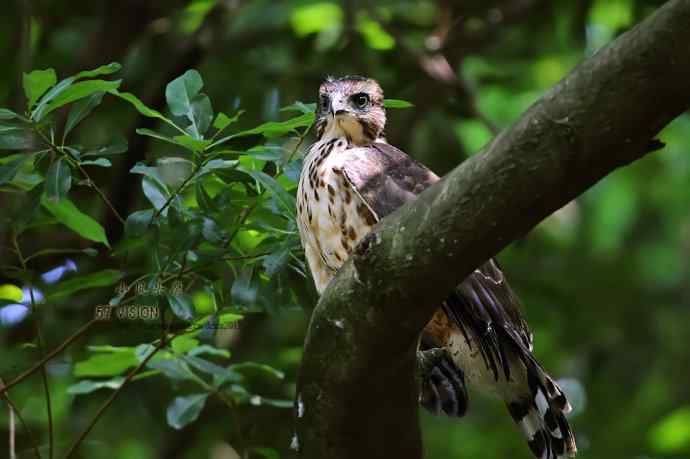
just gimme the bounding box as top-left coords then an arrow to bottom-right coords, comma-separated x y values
295,1 -> 690,458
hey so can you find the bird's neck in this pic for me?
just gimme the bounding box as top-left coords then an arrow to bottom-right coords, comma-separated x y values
320,117 -> 384,147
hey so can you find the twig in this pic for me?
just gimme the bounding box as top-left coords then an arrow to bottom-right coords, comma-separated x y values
0,378 -> 42,459
226,200 -> 259,247
9,400 -> 15,459
282,123 -> 313,168
62,336 -> 170,459
34,324 -> 54,459
151,163 -> 200,221
34,128 -> 125,224
0,319 -> 98,396
75,161 -> 126,224
12,232 -> 54,459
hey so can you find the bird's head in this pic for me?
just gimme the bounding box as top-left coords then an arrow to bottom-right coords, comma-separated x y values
316,75 -> 386,145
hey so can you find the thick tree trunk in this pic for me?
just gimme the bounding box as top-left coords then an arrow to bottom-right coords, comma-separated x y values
295,1 -> 690,458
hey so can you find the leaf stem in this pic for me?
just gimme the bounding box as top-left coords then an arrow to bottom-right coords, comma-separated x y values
62,337 -> 170,459
34,127 -> 125,224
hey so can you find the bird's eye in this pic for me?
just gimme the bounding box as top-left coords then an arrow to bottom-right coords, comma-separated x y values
352,93 -> 370,109
319,95 -> 330,111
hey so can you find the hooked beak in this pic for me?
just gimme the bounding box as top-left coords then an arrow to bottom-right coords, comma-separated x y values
330,98 -> 350,118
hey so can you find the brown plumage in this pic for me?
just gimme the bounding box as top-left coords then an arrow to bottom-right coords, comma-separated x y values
297,76 -> 576,459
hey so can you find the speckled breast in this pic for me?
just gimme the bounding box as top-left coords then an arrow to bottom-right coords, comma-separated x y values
297,137 -> 378,294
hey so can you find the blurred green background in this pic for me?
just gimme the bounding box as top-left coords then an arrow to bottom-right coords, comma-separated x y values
1,0 -> 689,458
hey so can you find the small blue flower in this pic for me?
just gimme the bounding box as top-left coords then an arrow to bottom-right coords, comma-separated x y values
41,258 -> 78,284
1,259 -> 78,327
0,304 -> 30,326
21,286 -> 45,305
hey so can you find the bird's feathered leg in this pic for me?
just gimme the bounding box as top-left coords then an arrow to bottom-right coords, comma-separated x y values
417,343 -> 468,418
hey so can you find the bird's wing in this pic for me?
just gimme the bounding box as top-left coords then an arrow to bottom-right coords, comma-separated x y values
339,141 -> 438,219
341,141 -> 534,371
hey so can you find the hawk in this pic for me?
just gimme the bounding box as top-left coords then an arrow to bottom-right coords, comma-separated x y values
296,75 -> 577,459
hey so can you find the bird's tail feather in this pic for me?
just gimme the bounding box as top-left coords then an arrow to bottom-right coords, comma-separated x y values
506,374 -> 576,459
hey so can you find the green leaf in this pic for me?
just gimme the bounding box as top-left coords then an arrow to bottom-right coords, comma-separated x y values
195,159 -> 238,179
228,362 -> 284,381
167,294 -> 194,321
201,217 -> 225,245
63,146 -> 81,161
0,155 -> 33,185
88,345 -> 137,353
384,98 -> 414,109
283,158 -> 302,182
147,358 -> 195,381
125,209 -> 154,238
27,62 -> 118,121
74,351 -> 137,377
211,368 -> 244,387
142,176 -> 169,212
0,124 -> 34,150
290,3 -> 343,36
72,62 -> 122,79
188,345 -> 230,359
231,267 -> 258,308
649,406 -> 690,453
0,284 -> 23,302
82,136 -> 128,157
131,162 -> 169,189
64,92 -> 105,138
80,158 -> 112,167
195,183 -> 214,212
218,312 -> 243,328
41,196 -> 110,246
280,101 -> 316,114
213,110 -> 244,130
356,14 -> 395,50
109,89 -> 173,123
36,79 -> 122,120
263,239 -> 292,276
166,70 -> 212,139
171,335 -> 199,354
166,393 -> 208,430
211,113 -> 314,149
182,355 -> 228,377
173,135 -> 212,152
0,108 -> 19,120
166,70 -> 203,117
240,167 -> 295,214
47,269 -> 124,300
244,145 -> 283,162
45,158 -> 72,202
67,377 -> 125,395
159,158 -> 194,190
23,68 -> 57,108
136,128 -> 185,148
190,94 -> 213,138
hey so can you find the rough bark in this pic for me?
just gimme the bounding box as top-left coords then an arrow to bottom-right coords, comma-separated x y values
295,1 -> 690,458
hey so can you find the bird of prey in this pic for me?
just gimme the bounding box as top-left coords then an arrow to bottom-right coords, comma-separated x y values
296,75 -> 577,459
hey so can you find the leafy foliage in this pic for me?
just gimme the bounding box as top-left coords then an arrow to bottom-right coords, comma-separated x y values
0,62 -> 324,454
0,2 -> 688,459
